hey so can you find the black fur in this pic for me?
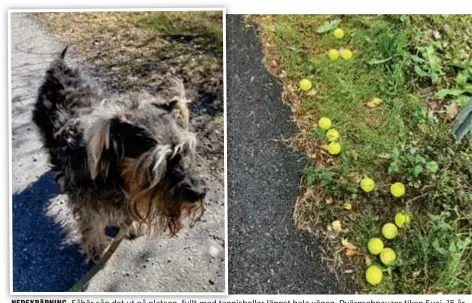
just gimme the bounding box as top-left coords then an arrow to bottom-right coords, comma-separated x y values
33,47 -> 206,260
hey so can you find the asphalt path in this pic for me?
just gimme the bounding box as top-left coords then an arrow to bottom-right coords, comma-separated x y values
227,15 -> 344,294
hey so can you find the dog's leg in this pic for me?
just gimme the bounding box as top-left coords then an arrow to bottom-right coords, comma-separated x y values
77,209 -> 111,263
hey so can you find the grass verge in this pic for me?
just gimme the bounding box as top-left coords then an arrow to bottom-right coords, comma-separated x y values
249,15 -> 472,294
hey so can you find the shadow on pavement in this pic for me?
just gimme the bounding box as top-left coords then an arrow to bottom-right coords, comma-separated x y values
12,171 -> 89,292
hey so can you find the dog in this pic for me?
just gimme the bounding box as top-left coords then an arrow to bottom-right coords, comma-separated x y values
33,46 -> 207,262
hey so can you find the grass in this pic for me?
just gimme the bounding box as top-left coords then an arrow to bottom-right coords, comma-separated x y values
250,15 -> 472,294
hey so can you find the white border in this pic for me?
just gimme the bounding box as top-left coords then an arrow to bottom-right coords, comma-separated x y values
8,7 -> 228,296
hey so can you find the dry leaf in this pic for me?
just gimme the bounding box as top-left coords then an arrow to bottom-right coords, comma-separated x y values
307,90 -> 317,96
345,249 -> 356,257
413,269 -> 422,278
326,197 -> 334,204
332,220 -> 342,233
341,239 -> 358,250
429,101 -> 441,110
365,115 -> 380,128
365,101 -> 378,108
446,103 -> 458,119
343,202 -> 352,210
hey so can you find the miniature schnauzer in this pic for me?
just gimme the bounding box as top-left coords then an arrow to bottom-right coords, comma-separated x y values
33,46 -> 207,262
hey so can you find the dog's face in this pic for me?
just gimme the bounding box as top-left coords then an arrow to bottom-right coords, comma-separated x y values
82,90 -> 206,232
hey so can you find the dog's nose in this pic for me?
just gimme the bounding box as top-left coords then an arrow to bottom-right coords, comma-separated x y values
182,185 -> 207,203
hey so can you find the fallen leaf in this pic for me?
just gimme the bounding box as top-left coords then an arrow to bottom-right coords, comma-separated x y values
345,249 -> 356,257
307,90 -> 317,96
365,115 -> 380,127
429,101 -> 441,110
413,269 -> 422,278
341,239 -> 357,250
332,220 -> 342,233
365,101 -> 378,108
326,197 -> 334,204
372,97 -> 383,105
446,103 -> 458,119
343,202 -> 352,210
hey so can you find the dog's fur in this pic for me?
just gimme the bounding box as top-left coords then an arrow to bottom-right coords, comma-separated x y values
33,47 -> 206,261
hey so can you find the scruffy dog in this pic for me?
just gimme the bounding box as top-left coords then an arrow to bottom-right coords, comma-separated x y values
33,47 -> 207,262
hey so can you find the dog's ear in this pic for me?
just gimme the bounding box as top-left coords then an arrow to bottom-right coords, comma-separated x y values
152,78 -> 191,128
85,116 -> 112,180
85,116 -> 156,180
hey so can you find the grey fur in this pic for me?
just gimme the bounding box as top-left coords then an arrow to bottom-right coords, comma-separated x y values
33,47 -> 206,261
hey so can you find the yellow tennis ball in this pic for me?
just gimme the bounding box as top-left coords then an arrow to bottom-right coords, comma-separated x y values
395,212 -> 411,228
326,129 -> 340,142
360,177 -> 375,192
382,223 -> 398,240
390,182 -> 405,197
328,142 -> 341,155
341,49 -> 353,60
334,28 -> 345,39
366,265 -> 383,286
328,49 -> 339,60
299,79 -> 312,91
380,248 -> 396,265
318,117 -> 332,130
367,238 -> 384,255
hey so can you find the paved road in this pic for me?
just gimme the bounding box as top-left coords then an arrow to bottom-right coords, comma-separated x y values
227,15 -> 344,294
11,13 -> 225,293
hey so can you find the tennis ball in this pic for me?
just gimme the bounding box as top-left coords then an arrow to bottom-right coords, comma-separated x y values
360,177 -> 375,192
367,238 -> 384,255
318,117 -> 332,130
328,142 -> 341,155
380,248 -> 396,265
326,129 -> 340,142
341,49 -> 353,60
390,182 -> 405,198
334,28 -> 345,39
382,223 -> 398,240
395,212 -> 411,228
299,79 -> 312,91
366,265 -> 383,285
328,49 -> 339,60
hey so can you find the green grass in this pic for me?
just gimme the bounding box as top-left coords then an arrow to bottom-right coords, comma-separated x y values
138,11 -> 224,52
254,15 -> 472,294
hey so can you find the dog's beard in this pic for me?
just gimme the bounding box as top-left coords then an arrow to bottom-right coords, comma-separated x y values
120,157 -> 204,235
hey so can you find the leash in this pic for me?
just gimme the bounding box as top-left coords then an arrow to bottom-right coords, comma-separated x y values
68,223 -> 130,292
